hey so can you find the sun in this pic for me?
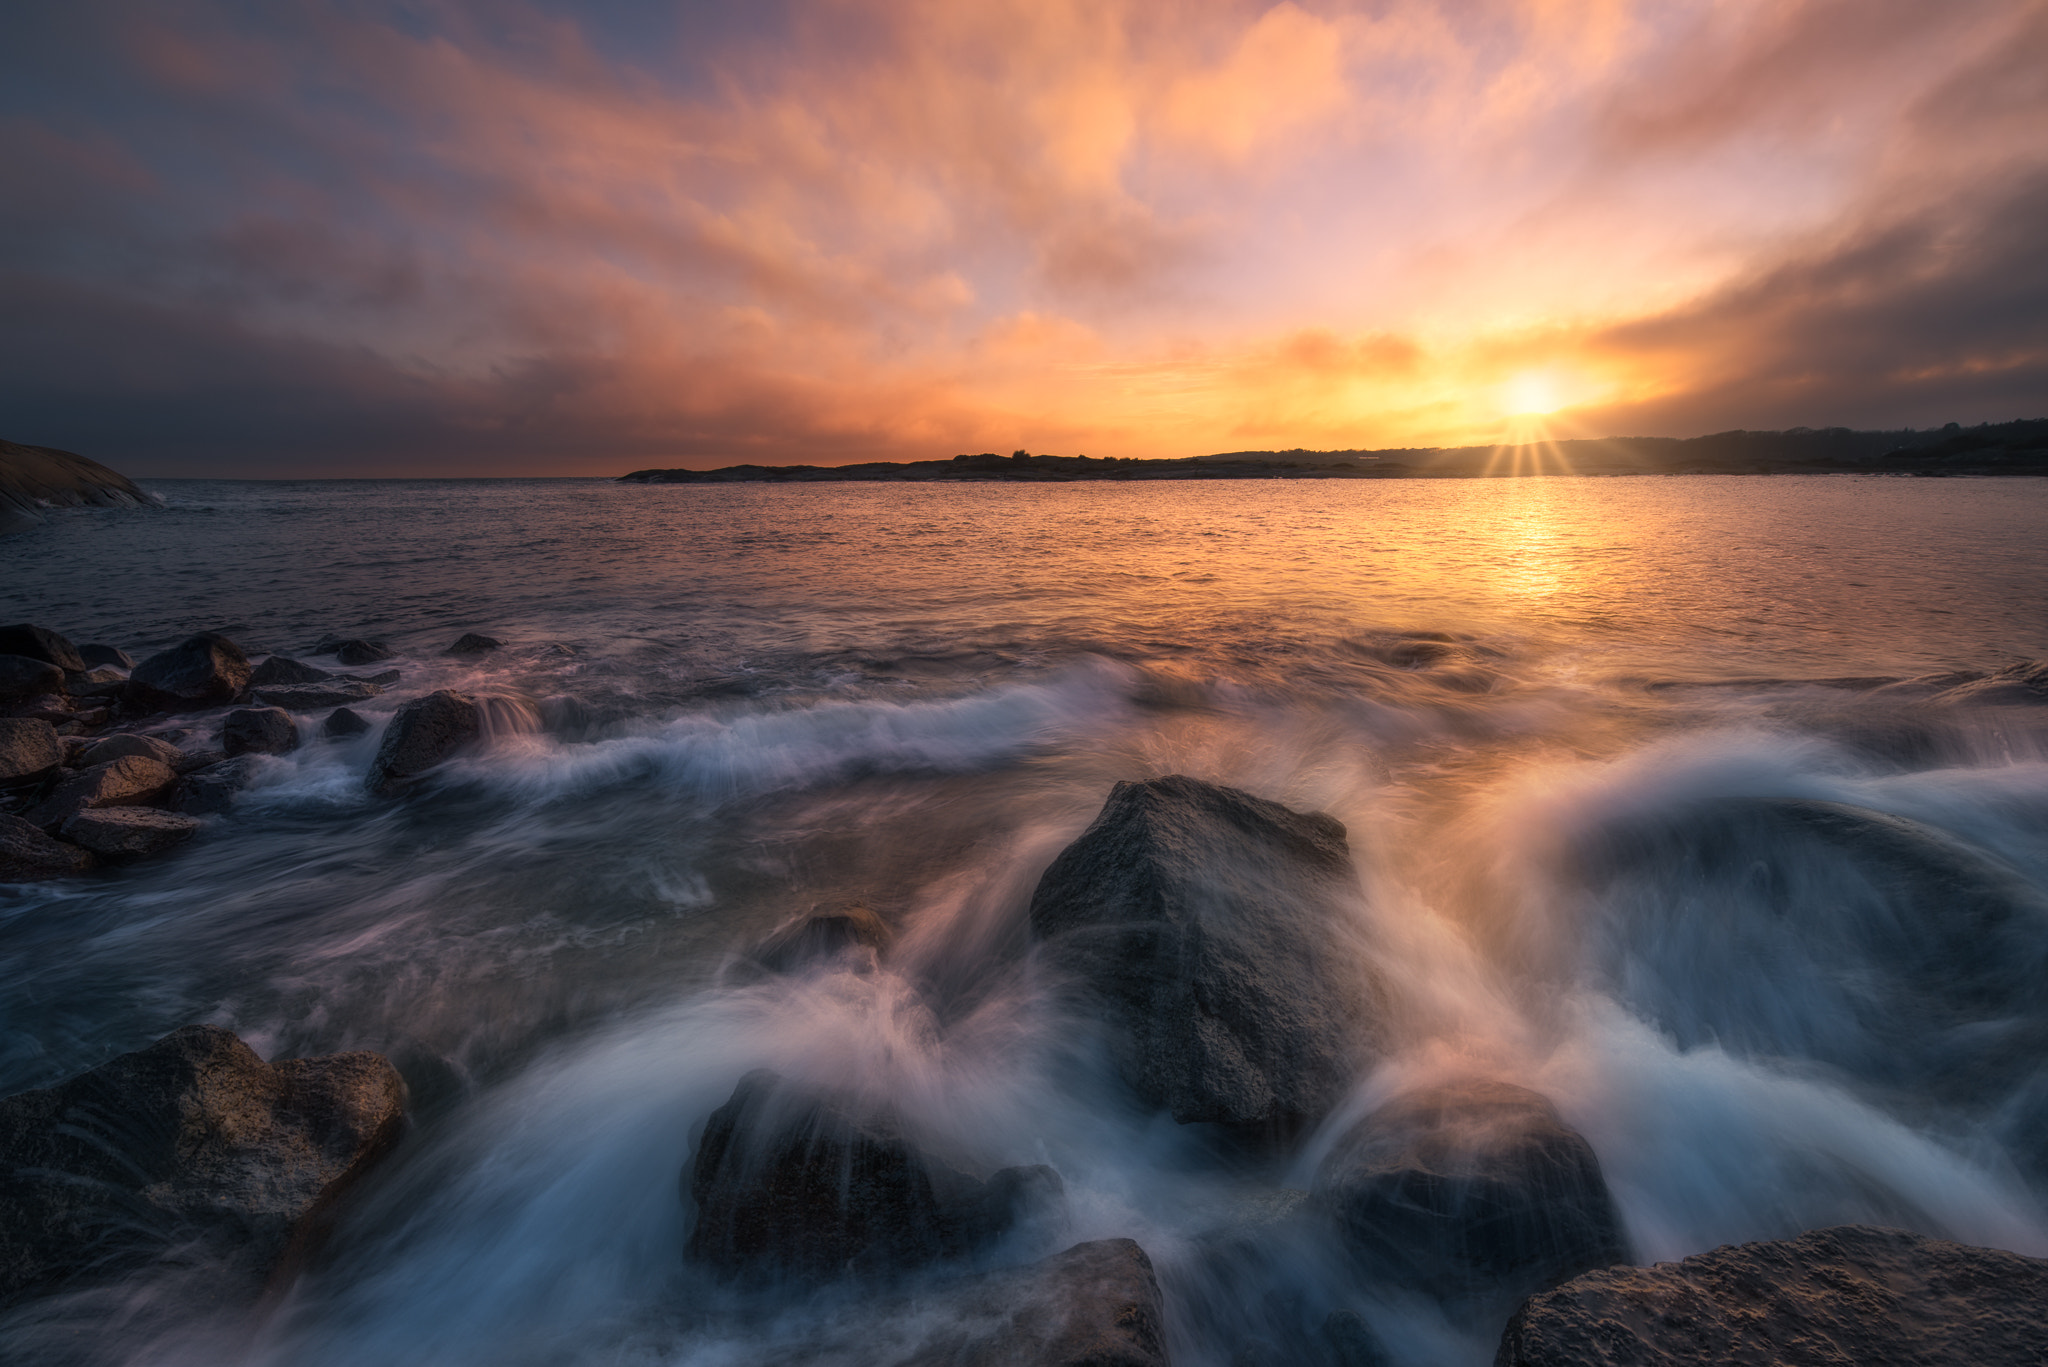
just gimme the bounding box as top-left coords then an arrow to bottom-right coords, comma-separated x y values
1502,370 -> 1564,416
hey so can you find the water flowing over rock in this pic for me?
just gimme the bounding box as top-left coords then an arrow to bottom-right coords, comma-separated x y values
252,680 -> 382,710
887,1238 -> 1167,1367
366,689 -> 482,795
733,904 -> 893,979
1495,1225 -> 2048,1367
1926,658 -> 2048,706
684,1068 -> 1064,1282
1313,1080 -> 1627,1311
124,632 -> 252,713
171,755 -> 262,815
60,806 -> 202,858
249,655 -> 333,688
222,706 -> 300,757
0,813 -> 93,881
0,655 -> 63,700
24,754 -> 178,829
0,1024 -> 406,1309
1027,775 -> 1381,1135
0,625 -> 85,673
0,719 -> 62,786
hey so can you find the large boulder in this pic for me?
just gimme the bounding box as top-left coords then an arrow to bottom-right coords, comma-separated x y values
1027,775 -> 1381,1135
1496,1225 -> 2048,1367
222,706 -> 299,757
366,689 -> 481,795
685,1069 -> 1063,1282
79,732 -> 186,769
125,632 -> 252,713
886,1238 -> 1167,1367
24,754 -> 178,829
60,807 -> 202,858
0,655 -> 63,700
0,718 -> 62,785
0,1024 -> 406,1308
0,814 -> 93,881
0,625 -> 85,673
1313,1080 -> 1626,1311
249,655 -> 333,688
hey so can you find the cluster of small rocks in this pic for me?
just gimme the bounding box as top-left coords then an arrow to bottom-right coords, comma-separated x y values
1,621 -> 511,882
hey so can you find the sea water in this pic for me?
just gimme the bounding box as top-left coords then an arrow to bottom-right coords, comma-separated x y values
3,475 -> 2047,1365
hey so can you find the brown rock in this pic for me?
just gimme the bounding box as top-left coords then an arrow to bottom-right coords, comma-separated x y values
366,689 -> 481,795
0,718 -> 62,785
24,754 -> 178,829
79,732 -> 186,769
1496,1225 -> 2048,1367
0,1025 -> 406,1308
0,813 -> 94,881
61,807 -> 202,857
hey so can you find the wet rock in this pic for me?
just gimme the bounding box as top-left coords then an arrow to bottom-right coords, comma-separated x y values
685,1068 -> 1063,1281
222,707 -> 300,757
734,903 -> 892,978
171,756 -> 262,815
0,1024 -> 406,1309
80,732 -> 186,770
366,689 -> 480,795
0,655 -> 64,700
444,633 -> 502,656
172,743 -> 228,774
24,754 -> 178,830
326,639 -> 394,666
0,624 -> 85,673
249,655 -> 333,688
1496,1225 -> 2048,1367
60,806 -> 202,858
1321,1311 -> 1394,1367
125,632 -> 252,713
77,644 -> 134,670
252,680 -> 381,710
1313,1080 -> 1626,1311
888,1238 -> 1167,1367
0,813 -> 94,881
63,665 -> 129,698
322,707 -> 372,739
363,669 -> 401,686
0,718 -> 62,786
1027,775 -> 1381,1135
1927,658 -> 2048,706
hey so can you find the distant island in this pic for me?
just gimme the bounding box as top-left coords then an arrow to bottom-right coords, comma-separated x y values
620,419 -> 2048,484
0,438 -> 153,534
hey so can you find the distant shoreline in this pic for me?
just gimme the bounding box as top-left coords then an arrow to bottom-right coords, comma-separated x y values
621,419 -> 2048,484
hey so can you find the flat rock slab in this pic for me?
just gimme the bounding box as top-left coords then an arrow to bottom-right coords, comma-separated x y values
61,806 -> 202,857
1496,1224 -> 2048,1367
0,717 -> 62,785
1028,774 -> 1381,1135
0,813 -> 93,881
0,1024 -> 406,1309
24,753 -> 178,829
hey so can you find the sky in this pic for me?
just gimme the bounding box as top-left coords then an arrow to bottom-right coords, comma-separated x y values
2,0 -> 2045,476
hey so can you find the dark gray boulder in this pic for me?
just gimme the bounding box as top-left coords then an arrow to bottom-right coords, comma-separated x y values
222,706 -> 299,757
77,644 -> 134,670
252,680 -> 381,710
248,655 -> 333,688
24,754 -> 179,830
60,807 -> 202,858
125,633 -> 252,712
1495,1225 -> 2048,1367
0,1024 -> 406,1309
685,1069 -> 1063,1282
366,689 -> 481,795
0,814 -> 93,881
329,639 -> 394,666
171,756 -> 262,815
888,1238 -> 1167,1367
0,655 -> 64,700
322,707 -> 372,739
0,625 -> 85,673
1313,1080 -> 1626,1310
0,718 -> 62,786
1027,775 -> 1381,1135
444,633 -> 502,656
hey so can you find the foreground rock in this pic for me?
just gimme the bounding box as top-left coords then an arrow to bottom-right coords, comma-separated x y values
1315,1080 -> 1626,1312
0,813 -> 94,880
0,1024 -> 406,1308
125,632 -> 252,712
686,1069 -> 1063,1282
222,706 -> 299,756
0,718 -> 62,785
366,689 -> 480,795
0,625 -> 85,673
1496,1225 -> 2048,1367
885,1238 -> 1167,1367
79,732 -> 185,769
25,754 -> 178,829
61,807 -> 202,858
1028,775 -> 1381,1135
0,655 -> 64,700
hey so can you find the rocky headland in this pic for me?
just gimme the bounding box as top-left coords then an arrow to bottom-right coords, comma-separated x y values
0,438 -> 154,534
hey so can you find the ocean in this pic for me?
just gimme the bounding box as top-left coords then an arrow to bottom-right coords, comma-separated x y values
4,474 -> 2048,1365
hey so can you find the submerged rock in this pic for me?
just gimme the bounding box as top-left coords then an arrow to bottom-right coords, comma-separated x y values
885,1238 -> 1167,1367
1027,775 -> 1380,1135
322,706 -> 372,739
125,632 -> 252,712
222,706 -> 299,757
1313,1080 -> 1626,1311
60,806 -> 202,858
252,680 -> 381,710
685,1069 -> 1063,1282
0,655 -> 64,700
171,756 -> 263,815
1496,1225 -> 2048,1367
24,754 -> 178,829
733,903 -> 893,979
366,689 -> 481,795
444,633 -> 502,656
0,625 -> 85,673
330,639 -> 394,666
0,1024 -> 406,1309
248,655 -> 333,688
0,718 -> 62,786
0,813 -> 93,881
